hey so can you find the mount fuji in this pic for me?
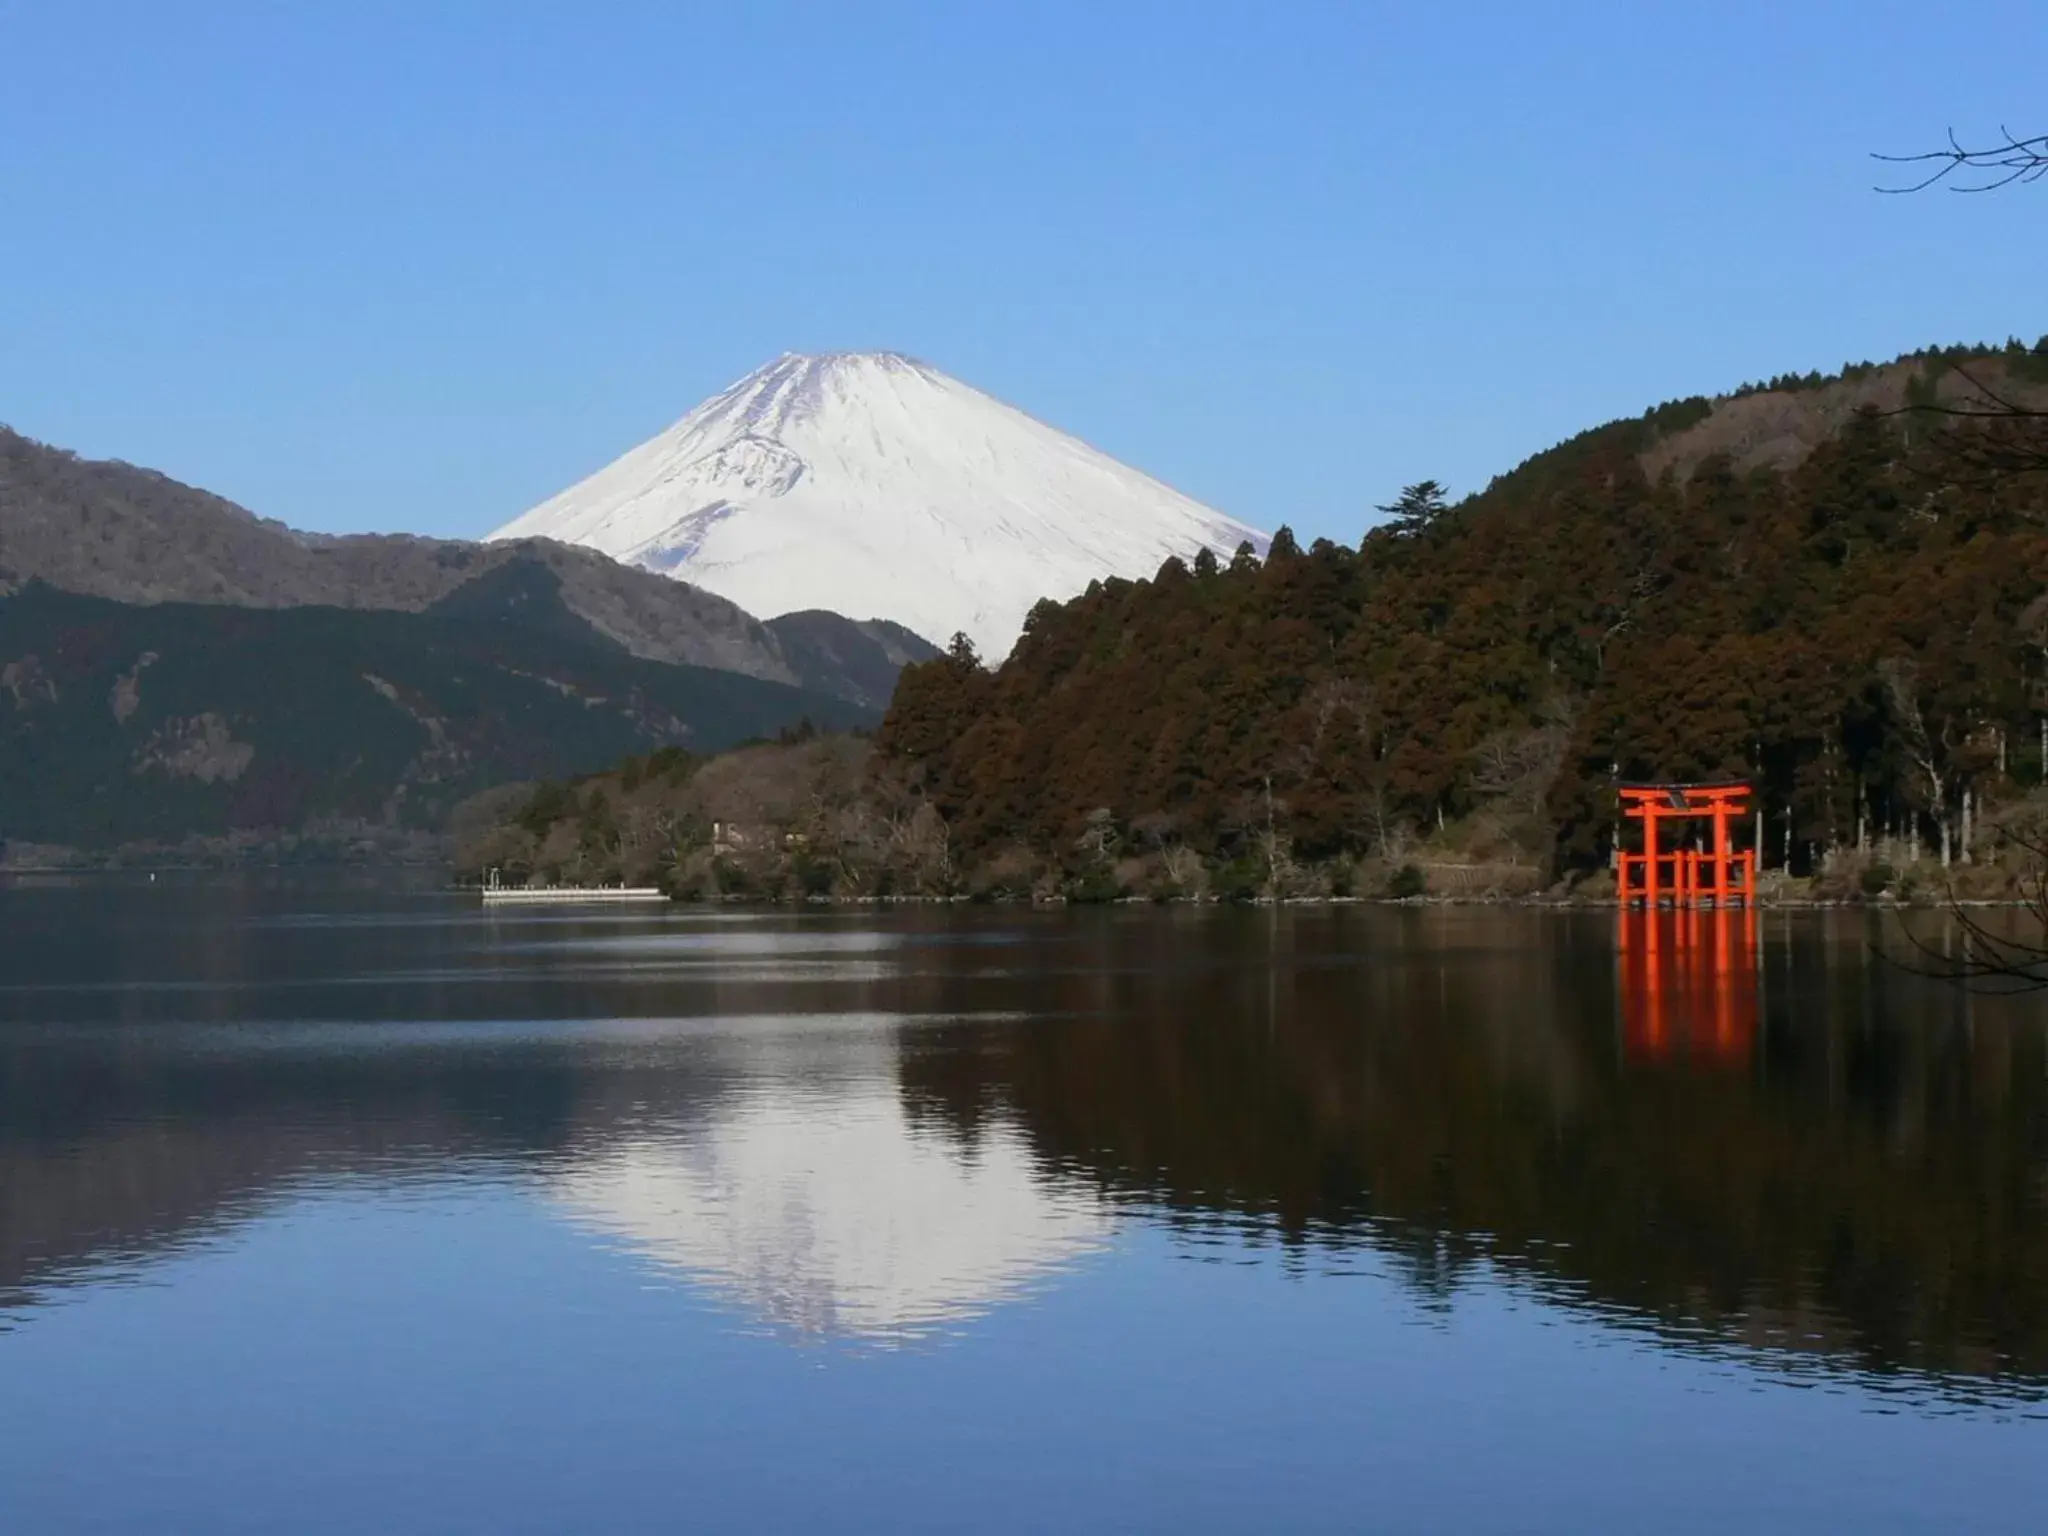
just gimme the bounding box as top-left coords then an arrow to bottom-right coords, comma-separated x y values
491,352 -> 1268,658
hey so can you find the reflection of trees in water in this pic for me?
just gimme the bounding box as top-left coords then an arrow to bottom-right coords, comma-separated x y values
897,911 -> 2048,1391
9,905 -> 2048,1391
0,1045 -> 594,1314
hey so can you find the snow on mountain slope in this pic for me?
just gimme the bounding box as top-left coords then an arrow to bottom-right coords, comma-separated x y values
491,352 -> 1268,658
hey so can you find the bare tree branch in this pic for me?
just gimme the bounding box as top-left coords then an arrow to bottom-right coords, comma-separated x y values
1895,358 -> 2048,421
1874,126 -> 2048,194
1888,821 -> 2048,992
1871,120 -> 2048,985
1876,357 -> 2048,483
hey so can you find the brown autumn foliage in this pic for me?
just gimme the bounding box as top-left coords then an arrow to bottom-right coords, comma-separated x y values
874,349 -> 2048,891
463,347 -> 2048,902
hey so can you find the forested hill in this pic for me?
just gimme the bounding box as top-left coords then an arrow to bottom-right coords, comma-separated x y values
876,345 -> 2048,888
0,575 -> 874,856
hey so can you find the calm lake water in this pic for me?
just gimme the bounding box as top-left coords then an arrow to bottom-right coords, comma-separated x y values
2,881 -> 2046,1533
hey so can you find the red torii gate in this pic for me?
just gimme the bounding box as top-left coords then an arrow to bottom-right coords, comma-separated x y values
1616,783 -> 1757,908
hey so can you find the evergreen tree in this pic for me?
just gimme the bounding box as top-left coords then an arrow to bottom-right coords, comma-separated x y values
1375,480 -> 1450,537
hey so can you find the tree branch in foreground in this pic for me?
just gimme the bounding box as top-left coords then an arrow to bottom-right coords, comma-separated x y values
1874,127 -> 2048,194
1888,823 -> 2048,993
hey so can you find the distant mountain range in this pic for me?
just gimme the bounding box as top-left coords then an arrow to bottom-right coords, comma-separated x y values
493,351 -> 1269,658
0,427 -> 928,857
0,426 -> 934,709
2,346 -> 1273,853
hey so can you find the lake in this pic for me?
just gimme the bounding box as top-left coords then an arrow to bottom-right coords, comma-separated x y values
2,881 -> 2045,1533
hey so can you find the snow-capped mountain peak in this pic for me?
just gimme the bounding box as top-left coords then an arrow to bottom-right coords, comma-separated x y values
491,352 -> 1268,657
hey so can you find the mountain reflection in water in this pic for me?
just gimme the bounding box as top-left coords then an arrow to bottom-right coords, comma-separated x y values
551,1025 -> 1112,1343
1,886 -> 2045,1401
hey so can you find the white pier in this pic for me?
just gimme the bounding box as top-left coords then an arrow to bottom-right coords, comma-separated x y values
479,879 -> 667,905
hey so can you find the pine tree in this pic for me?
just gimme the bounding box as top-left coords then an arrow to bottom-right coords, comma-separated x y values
1376,480 -> 1450,537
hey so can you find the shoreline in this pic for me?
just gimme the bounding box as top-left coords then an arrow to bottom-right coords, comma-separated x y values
2,860 -> 2026,913
450,884 -> 2026,913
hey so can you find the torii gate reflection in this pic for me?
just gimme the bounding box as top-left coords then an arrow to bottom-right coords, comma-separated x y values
1617,908 -> 1760,1066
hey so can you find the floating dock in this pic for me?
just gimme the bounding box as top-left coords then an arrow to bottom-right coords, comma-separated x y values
479,885 -> 667,905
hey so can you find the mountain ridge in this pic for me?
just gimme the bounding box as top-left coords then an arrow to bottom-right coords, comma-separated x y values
0,425 -> 934,708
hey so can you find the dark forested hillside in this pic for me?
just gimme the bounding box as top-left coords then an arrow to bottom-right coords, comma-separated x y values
0,576 -> 874,855
874,347 -> 2048,893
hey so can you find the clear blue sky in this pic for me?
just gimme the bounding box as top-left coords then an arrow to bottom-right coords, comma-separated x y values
2,0 -> 2043,544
